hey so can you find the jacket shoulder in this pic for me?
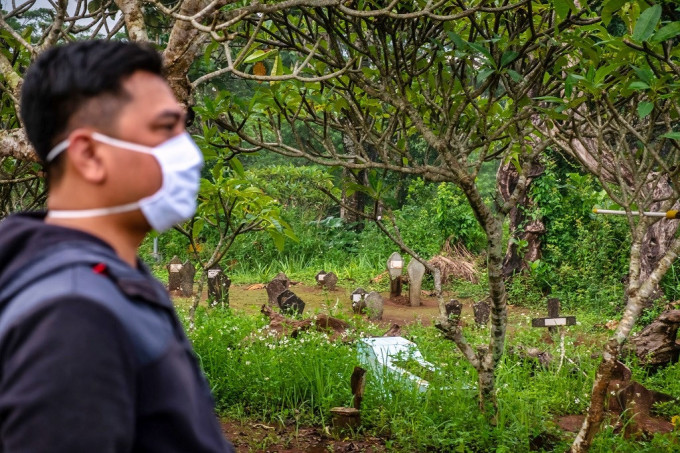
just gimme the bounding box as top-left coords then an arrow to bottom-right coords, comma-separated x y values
0,262 -> 174,366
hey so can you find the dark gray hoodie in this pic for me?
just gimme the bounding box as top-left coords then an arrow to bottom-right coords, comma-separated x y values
0,212 -> 234,453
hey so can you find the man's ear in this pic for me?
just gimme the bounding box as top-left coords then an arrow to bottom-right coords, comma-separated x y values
64,130 -> 107,184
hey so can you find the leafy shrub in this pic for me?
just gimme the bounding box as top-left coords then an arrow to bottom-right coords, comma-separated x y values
508,154 -> 630,312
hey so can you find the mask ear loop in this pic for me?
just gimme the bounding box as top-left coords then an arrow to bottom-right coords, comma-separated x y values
47,201 -> 142,219
46,132 -> 157,164
46,140 -> 69,163
90,132 -> 155,155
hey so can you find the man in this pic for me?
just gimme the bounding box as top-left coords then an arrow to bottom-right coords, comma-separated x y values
0,41 -> 234,452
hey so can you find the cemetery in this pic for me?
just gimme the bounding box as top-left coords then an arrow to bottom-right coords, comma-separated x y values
2,1 -> 680,452
152,244 -> 679,452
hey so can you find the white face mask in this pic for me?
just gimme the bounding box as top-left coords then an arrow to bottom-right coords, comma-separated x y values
46,132 -> 204,232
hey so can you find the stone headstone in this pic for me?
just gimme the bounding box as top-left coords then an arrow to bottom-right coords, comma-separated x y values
266,273 -> 290,306
473,299 -> 490,327
179,260 -> 196,297
167,255 -> 183,291
316,270 -> 327,286
445,299 -> 463,325
387,252 -> 403,298
207,264 -> 231,307
276,289 -> 305,316
351,288 -> 368,314
407,259 -> 426,307
323,272 -> 338,291
364,292 -> 384,321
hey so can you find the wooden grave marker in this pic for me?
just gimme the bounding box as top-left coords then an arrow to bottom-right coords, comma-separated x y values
531,298 -> 575,332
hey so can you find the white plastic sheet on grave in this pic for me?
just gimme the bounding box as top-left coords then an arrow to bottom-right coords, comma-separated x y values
357,336 -> 436,392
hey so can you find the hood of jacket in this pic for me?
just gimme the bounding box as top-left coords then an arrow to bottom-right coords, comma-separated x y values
0,212 -> 112,289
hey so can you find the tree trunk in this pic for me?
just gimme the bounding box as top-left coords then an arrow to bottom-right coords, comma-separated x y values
570,344 -> 618,452
188,271 -> 207,331
571,234 -> 680,451
497,161 -> 545,277
639,186 -> 679,302
340,134 -> 368,230
477,362 -> 497,415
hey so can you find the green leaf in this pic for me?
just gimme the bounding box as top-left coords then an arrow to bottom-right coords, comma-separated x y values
632,4 -> 661,42
271,54 -> 284,77
468,42 -> 492,61
602,0 -> 628,26
500,51 -> 518,68
269,230 -> 285,252
447,32 -> 466,50
192,218 -> 204,238
230,157 -> 245,178
533,96 -> 565,103
507,69 -> 523,82
651,22 -> 680,43
88,0 -> 102,13
476,68 -> 495,85
594,64 -> 618,84
637,101 -> 653,119
243,49 -> 275,64
632,66 -> 654,85
628,81 -> 650,90
660,132 -> 680,140
554,0 -> 577,21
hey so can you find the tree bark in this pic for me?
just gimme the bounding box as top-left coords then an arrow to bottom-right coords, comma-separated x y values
0,129 -> 37,162
571,234 -> 680,452
497,161 -> 545,277
163,0 -> 210,107
114,0 -> 149,42
188,271 -> 207,331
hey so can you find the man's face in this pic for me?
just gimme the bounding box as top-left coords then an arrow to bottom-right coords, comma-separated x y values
98,71 -> 186,219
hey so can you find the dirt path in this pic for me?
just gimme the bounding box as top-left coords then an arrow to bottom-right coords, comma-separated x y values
229,283 -> 445,326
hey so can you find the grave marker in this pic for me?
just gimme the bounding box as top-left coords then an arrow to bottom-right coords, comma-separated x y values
445,299 -> 463,326
387,252 -> 403,298
276,289 -> 305,316
166,256 -> 182,292
207,264 -> 231,308
179,260 -> 195,297
364,292 -> 384,321
351,288 -> 368,314
266,273 -> 289,306
407,259 -> 426,307
316,271 -> 338,291
473,299 -> 490,327
531,298 -> 575,331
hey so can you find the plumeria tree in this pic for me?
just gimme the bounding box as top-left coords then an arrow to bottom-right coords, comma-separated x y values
193,0 -> 604,413
547,1 -> 680,450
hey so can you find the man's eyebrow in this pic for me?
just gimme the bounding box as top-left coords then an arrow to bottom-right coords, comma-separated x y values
154,110 -> 186,122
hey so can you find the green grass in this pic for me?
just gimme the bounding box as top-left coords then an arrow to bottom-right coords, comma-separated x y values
182,305 -> 680,452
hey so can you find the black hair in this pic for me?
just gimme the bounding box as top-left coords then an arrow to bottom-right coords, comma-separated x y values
20,40 -> 163,164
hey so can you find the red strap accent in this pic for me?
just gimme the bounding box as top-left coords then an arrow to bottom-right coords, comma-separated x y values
92,262 -> 108,274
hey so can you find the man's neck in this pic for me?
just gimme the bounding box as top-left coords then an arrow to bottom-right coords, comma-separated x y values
44,215 -> 144,268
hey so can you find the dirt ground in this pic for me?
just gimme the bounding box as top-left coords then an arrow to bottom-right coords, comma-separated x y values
222,419 -> 386,453
228,282 -> 451,326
